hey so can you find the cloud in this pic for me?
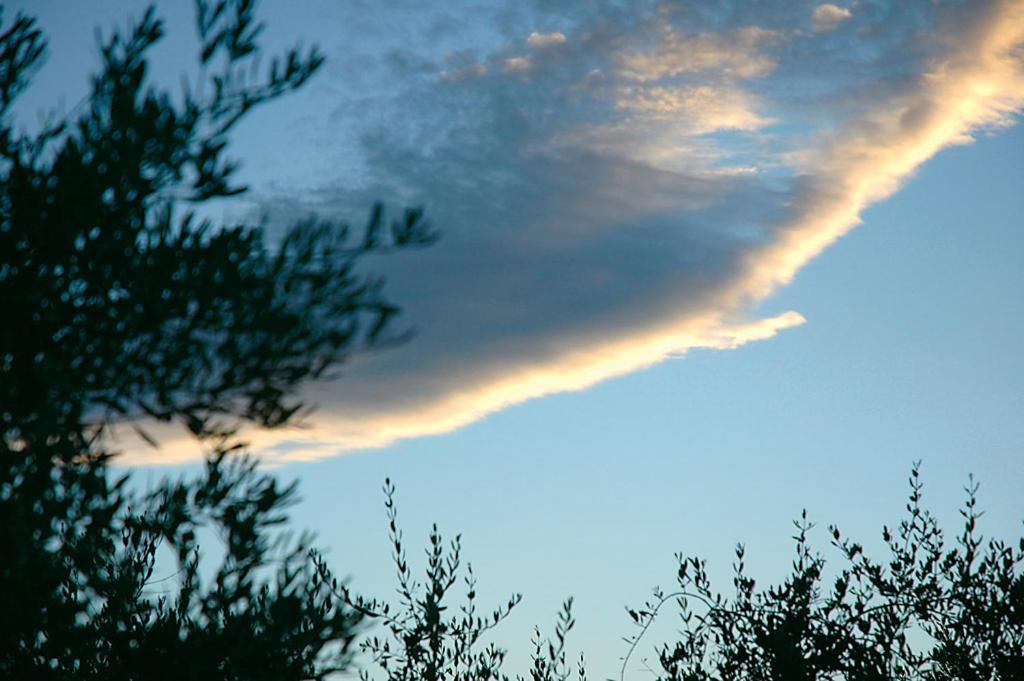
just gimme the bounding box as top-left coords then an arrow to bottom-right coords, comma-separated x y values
811,4 -> 852,32
501,55 -> 533,72
527,31 -> 567,48
616,25 -> 781,81
119,0 -> 1024,466
615,84 -> 773,132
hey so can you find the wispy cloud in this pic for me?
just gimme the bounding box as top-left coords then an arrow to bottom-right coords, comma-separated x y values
122,0 -> 1024,465
527,31 -> 567,48
811,4 -> 853,33
616,24 -> 781,81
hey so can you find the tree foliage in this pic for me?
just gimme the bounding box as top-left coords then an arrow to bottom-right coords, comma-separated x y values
0,1 -> 435,454
624,464 -> 1024,681
0,2 -> 432,678
313,479 -> 587,681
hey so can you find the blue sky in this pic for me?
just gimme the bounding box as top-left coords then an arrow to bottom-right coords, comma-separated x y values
14,0 -> 1024,677
271,120 -> 1024,679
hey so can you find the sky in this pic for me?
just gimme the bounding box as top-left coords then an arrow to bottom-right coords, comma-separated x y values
13,0 -> 1024,678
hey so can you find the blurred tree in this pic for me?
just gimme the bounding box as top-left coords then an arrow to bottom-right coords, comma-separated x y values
623,464 -> 1024,681
0,1 -> 434,678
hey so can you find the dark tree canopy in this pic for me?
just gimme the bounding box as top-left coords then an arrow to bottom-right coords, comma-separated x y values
0,2 -> 432,678
0,1 -> 435,456
623,464 -> 1024,681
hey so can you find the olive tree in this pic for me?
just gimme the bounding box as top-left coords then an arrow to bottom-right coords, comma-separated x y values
0,2 -> 433,678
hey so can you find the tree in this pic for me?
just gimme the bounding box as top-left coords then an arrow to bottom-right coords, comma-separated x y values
0,1 -> 433,678
312,479 -> 587,681
622,464 -> 1024,681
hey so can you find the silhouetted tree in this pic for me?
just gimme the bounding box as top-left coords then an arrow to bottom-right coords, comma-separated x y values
313,479 -> 587,681
0,1 -> 433,678
623,464 -> 1024,681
